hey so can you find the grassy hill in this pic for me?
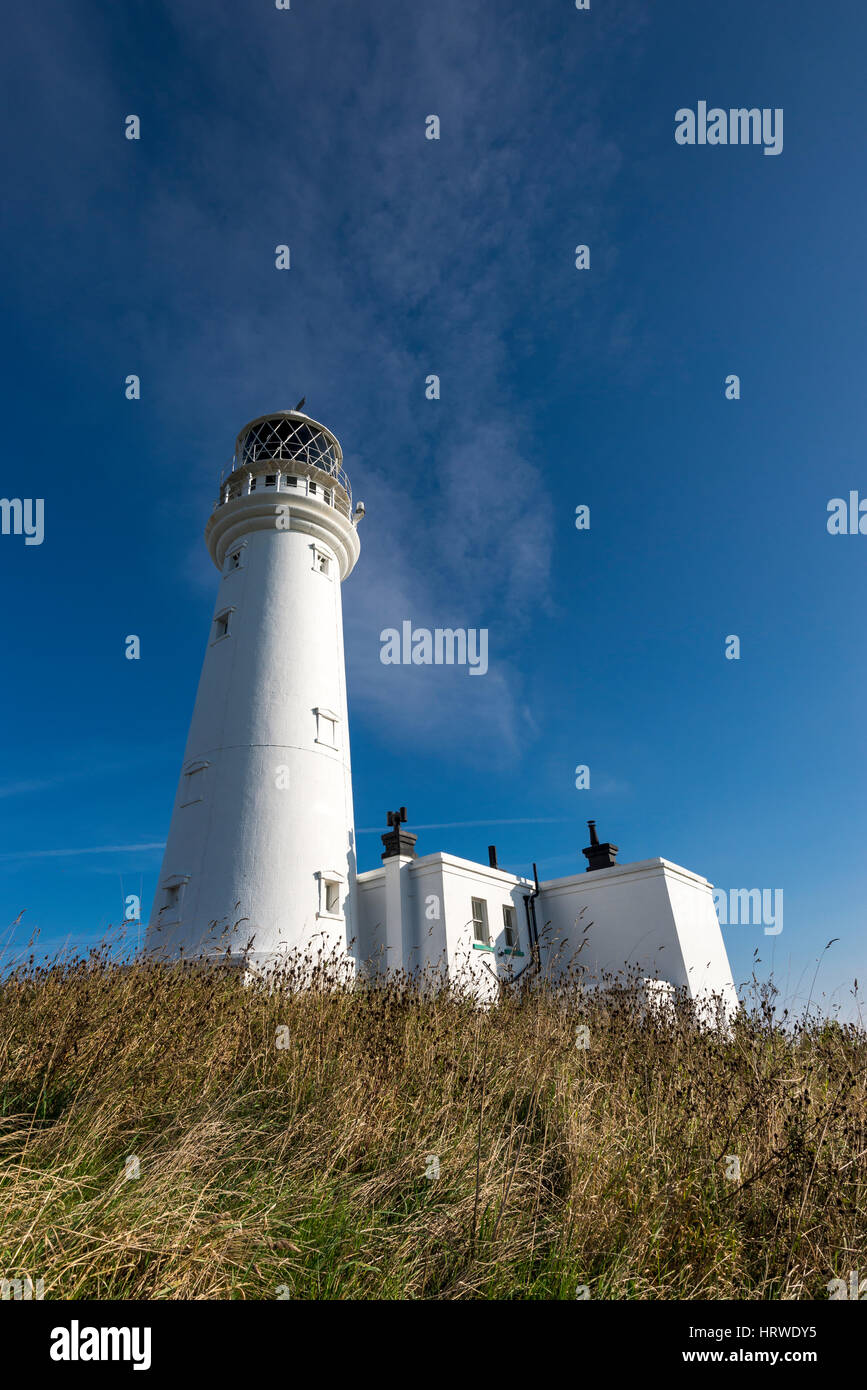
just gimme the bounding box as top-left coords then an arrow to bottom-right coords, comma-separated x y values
0,949 -> 863,1299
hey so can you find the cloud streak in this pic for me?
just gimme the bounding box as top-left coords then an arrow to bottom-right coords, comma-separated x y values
0,844 -> 166,863
357,817 -> 567,834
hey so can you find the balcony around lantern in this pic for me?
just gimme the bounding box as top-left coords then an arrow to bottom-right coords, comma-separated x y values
216,463 -> 351,519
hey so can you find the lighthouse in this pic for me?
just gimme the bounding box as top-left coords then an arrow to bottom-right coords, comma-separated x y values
147,409 -> 363,970
146,406 -> 737,1018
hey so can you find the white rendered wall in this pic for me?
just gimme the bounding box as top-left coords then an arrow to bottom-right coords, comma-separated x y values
354,854 -> 533,995
146,486 -> 360,969
537,860 -> 682,983
536,859 -> 738,1014
354,852 -> 737,1015
355,869 -> 387,976
406,858 -> 450,978
384,853 -> 417,977
433,856 -> 530,997
357,858 -> 441,981
659,862 -> 739,1020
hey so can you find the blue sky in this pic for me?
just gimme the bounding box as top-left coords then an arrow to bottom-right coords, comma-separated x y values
1,0 -> 865,1018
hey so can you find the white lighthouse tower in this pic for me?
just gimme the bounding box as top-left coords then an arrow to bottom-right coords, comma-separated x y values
147,409 -> 363,971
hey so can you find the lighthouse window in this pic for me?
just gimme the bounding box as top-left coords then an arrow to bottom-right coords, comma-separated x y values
265,474 -> 277,488
159,874 -> 189,921
502,904 -> 518,949
324,488 -> 332,505
281,476 -> 297,489
315,709 -> 338,748
227,550 -> 242,571
213,609 -> 232,641
317,872 -> 344,919
471,897 -> 490,945
312,545 -> 332,577
308,481 -> 317,495
162,885 -> 181,913
180,761 -> 208,806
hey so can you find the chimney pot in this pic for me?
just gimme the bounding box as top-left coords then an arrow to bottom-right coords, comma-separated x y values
582,820 -> 619,872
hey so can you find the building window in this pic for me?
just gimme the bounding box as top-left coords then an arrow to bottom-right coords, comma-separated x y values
312,544 -> 332,577
317,872 -> 344,918
314,708 -> 339,749
502,904 -> 518,949
213,610 -> 231,641
265,474 -> 276,488
308,481 -> 317,495
471,897 -> 489,945
162,884 -> 181,914
281,475 -> 297,489
226,549 -> 242,572
180,759 -> 209,807
158,874 -> 190,921
324,488 -> 333,505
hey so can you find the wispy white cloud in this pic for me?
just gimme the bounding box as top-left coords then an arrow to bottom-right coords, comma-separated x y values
114,8 -> 631,759
0,754 -> 176,804
0,843 -> 165,863
0,779 -> 57,800
2,1 -> 636,756
357,817 -> 566,834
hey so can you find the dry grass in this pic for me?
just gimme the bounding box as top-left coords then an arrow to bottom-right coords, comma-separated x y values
0,941 -> 864,1300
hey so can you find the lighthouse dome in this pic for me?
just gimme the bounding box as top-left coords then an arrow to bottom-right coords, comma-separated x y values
234,411 -> 343,477
221,410 -> 352,516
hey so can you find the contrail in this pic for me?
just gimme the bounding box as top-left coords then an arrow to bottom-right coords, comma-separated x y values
357,818 -> 566,833
0,843 -> 166,862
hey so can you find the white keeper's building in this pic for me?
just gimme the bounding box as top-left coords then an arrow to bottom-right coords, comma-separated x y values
146,408 -> 738,1017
